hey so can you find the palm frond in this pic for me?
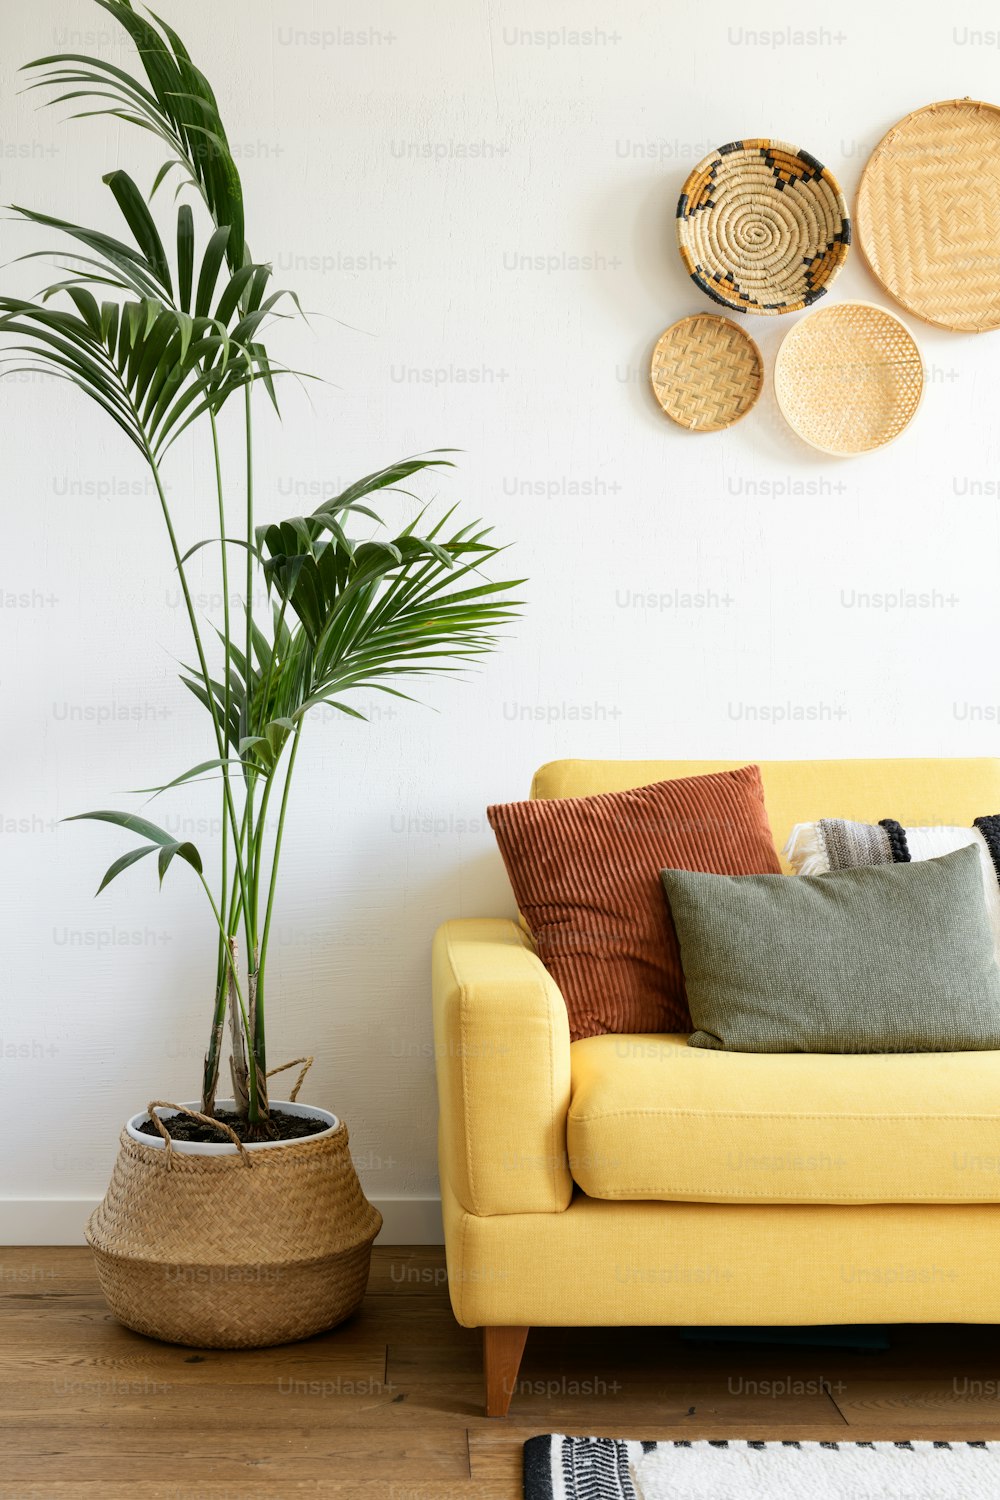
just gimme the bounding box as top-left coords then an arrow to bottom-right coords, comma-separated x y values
0,287 -> 267,457
24,0 -> 247,268
63,808 -> 203,894
0,190 -> 303,456
251,467 -> 523,722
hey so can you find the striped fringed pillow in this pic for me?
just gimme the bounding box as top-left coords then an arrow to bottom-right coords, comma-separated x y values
488,765 -> 781,1040
785,816 -> 1000,966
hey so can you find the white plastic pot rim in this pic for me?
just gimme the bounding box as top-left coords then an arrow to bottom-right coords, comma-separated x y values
126,1099 -> 339,1156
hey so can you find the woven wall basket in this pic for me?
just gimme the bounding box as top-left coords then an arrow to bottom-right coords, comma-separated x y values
86,1108 -> 382,1349
677,139 -> 850,315
650,314 -> 762,431
773,301 -> 923,457
856,98 -> 1000,332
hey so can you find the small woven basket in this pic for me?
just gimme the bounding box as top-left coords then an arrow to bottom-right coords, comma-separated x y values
87,1109 -> 381,1349
650,313 -> 762,431
856,98 -> 1000,332
773,301 -> 923,457
677,139 -> 850,315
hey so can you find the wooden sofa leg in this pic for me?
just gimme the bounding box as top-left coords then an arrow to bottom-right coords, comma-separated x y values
483,1325 -> 529,1417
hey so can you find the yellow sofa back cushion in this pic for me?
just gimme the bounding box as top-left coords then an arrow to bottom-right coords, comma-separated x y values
531,759 -> 1000,872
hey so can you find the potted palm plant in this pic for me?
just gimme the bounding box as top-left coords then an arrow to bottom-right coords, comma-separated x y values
3,0 -> 522,1348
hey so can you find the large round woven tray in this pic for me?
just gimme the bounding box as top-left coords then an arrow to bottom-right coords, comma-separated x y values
856,99 -> 1000,333
650,314 -> 762,431
774,301 -> 923,456
677,139 -> 850,315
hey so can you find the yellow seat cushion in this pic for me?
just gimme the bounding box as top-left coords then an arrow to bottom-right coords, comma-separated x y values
568,1033 -> 1000,1205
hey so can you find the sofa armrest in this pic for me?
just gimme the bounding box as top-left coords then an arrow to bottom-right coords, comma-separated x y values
432,918 -> 573,1216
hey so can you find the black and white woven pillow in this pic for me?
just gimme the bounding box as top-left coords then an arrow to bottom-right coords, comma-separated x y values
785,816 -> 1000,964
786,815 -> 1000,877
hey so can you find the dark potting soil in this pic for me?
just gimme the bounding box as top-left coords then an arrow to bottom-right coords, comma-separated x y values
137,1107 -> 328,1144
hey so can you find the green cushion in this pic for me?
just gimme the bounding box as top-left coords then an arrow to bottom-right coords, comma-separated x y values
660,845 -> 1000,1053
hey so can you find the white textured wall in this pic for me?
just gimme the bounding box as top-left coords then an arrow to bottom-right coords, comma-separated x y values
3,0 -> 1000,1240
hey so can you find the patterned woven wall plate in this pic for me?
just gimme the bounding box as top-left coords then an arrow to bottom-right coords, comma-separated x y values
677,139 -> 850,315
857,98 -> 1000,332
650,314 -> 763,431
774,301 -> 923,456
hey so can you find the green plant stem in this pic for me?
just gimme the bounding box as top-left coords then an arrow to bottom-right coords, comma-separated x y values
257,596 -> 288,729
145,438 -> 260,1118
202,968 -> 227,1116
243,385 -> 256,953
226,798 -> 250,935
198,874 -> 259,1119
255,723 -> 303,1079
239,383 -> 266,1123
252,767 -> 276,877
144,442 -> 249,917
203,827 -> 250,1115
209,409 -> 231,1010
210,410 -> 232,935
202,411 -> 235,1114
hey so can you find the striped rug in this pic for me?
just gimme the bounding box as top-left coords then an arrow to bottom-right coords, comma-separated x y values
523,1436 -> 1000,1499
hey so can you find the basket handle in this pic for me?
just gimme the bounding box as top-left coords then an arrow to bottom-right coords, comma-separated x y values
146,1101 -> 252,1168
265,1055 -> 314,1102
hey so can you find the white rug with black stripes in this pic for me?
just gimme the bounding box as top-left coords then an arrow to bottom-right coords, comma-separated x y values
523,1436 -> 1000,1499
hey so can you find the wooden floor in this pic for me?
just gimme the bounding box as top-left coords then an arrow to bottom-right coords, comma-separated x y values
4,1247 -> 1000,1498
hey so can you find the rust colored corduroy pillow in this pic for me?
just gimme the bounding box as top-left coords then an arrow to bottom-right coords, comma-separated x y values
487,766 -> 781,1039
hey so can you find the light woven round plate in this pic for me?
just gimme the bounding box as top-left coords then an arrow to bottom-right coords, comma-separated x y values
857,98 -> 1000,332
677,139 -> 850,316
650,314 -> 763,432
774,301 -> 923,456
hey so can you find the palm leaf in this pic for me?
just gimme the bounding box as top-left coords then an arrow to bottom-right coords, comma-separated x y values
26,2 -> 247,269
249,479 -> 522,732
102,169 -> 172,292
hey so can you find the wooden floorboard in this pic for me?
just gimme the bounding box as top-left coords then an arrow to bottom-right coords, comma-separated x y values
3,1247 -> 1000,1498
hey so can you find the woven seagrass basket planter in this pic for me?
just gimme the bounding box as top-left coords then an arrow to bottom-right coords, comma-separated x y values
86,1109 -> 382,1349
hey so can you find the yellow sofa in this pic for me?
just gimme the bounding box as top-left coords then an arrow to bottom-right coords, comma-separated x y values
432,759 -> 1000,1415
